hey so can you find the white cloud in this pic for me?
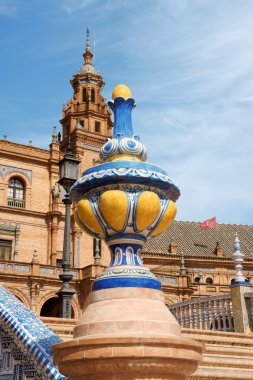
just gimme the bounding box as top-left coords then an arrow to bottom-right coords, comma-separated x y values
60,0 -> 96,14
59,0 -> 118,16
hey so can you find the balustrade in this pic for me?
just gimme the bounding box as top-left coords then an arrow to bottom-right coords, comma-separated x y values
168,294 -> 234,332
63,102 -> 107,118
7,198 -> 25,209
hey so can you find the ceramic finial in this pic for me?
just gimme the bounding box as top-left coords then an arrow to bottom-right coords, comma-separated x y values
232,233 -> 245,283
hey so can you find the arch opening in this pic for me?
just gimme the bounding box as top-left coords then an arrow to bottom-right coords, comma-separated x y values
40,297 -> 75,318
91,88 -> 95,103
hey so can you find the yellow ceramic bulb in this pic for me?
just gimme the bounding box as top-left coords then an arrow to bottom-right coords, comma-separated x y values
112,84 -> 132,100
99,190 -> 128,231
77,199 -> 104,236
151,201 -> 177,236
136,191 -> 161,231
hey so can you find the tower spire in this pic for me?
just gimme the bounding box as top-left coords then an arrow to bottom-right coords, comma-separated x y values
86,27 -> 90,52
83,26 -> 93,64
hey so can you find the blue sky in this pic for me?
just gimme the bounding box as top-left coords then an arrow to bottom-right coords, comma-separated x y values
0,0 -> 253,225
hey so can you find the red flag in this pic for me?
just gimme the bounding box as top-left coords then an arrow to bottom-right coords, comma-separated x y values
200,217 -> 216,230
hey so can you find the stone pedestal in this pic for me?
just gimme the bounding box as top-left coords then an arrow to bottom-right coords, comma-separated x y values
230,283 -> 252,333
52,288 -> 202,380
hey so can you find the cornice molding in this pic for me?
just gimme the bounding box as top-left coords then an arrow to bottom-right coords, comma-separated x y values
0,206 -> 49,219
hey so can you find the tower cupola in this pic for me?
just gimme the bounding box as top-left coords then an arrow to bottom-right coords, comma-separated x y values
71,27 -> 104,88
76,28 -> 100,76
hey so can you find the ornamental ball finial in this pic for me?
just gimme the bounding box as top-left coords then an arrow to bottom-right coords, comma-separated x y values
112,84 -> 132,100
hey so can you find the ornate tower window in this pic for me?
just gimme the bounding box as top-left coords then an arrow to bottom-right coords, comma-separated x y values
91,88 -> 95,103
7,177 -> 25,208
0,239 -> 12,260
82,88 -> 87,102
95,121 -> 101,133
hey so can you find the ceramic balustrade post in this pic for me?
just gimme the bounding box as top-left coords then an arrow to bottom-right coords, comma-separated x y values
221,299 -> 227,331
226,298 -> 233,331
190,303 -> 194,328
210,300 -> 216,331
195,303 -> 200,329
52,84 -> 202,380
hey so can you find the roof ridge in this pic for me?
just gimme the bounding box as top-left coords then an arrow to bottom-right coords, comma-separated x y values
174,220 -> 253,227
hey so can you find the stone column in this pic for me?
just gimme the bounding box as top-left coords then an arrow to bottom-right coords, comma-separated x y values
47,211 -> 61,266
72,227 -> 82,268
51,222 -> 58,266
13,224 -> 20,261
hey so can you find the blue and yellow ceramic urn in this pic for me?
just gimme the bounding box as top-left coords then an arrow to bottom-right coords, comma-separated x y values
70,84 -> 180,291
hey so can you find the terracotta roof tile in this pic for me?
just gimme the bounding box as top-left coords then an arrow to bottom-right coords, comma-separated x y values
143,221 -> 253,259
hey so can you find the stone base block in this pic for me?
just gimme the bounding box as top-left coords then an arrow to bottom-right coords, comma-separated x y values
52,288 -> 202,379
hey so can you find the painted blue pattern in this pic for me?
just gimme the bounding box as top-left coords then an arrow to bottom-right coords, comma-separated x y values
81,160 -> 168,176
71,164 -> 180,203
108,97 -> 135,139
92,241 -> 161,291
93,277 -> 161,291
0,165 -> 32,182
100,136 -> 148,161
0,286 -> 65,379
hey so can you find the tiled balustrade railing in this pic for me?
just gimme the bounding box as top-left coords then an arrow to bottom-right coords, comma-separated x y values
168,293 -> 234,332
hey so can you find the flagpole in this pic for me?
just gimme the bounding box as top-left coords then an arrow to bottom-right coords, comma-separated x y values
94,33 -> 96,65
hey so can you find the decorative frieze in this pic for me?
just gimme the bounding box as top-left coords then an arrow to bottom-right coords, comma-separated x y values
0,165 -> 32,182
157,276 -> 177,284
14,265 -> 30,273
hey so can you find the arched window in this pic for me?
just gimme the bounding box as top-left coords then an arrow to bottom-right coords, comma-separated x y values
7,177 -> 25,208
95,121 -> 101,133
206,277 -> 213,284
194,276 -> 200,283
91,88 -> 95,103
82,88 -> 87,102
40,297 -> 75,318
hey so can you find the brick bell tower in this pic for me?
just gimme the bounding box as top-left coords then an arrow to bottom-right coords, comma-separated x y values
60,28 -> 113,170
